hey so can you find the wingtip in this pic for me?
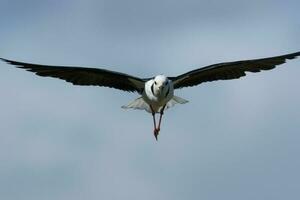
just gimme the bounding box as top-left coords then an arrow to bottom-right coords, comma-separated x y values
0,58 -> 12,64
0,58 -> 27,69
287,51 -> 300,59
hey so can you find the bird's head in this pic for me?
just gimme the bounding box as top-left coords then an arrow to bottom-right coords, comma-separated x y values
153,75 -> 169,96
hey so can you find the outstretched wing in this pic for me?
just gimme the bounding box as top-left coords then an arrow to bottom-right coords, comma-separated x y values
169,51 -> 300,89
1,58 -> 146,93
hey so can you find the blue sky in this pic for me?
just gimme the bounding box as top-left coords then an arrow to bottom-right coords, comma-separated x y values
0,1 -> 300,200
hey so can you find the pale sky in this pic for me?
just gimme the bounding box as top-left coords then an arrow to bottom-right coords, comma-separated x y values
0,1 -> 300,200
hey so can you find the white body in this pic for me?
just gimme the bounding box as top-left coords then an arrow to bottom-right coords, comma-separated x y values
122,75 -> 188,113
142,78 -> 174,112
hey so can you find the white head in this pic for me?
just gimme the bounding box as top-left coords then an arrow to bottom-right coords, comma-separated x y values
152,75 -> 169,96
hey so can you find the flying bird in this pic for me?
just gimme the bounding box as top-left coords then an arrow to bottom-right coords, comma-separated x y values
1,51 -> 300,140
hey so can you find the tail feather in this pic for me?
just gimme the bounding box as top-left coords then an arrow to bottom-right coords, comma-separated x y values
165,95 -> 188,109
121,97 -> 151,113
172,96 -> 189,104
122,96 -> 188,113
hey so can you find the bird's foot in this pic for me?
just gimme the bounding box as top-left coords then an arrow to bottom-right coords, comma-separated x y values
154,128 -> 160,141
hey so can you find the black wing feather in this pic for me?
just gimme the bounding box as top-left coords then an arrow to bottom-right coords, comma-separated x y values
170,51 -> 300,89
1,58 -> 145,93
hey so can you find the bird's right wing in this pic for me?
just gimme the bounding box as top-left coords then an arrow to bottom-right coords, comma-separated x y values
1,58 -> 146,93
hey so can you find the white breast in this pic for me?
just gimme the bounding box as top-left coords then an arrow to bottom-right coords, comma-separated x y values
142,79 -> 174,112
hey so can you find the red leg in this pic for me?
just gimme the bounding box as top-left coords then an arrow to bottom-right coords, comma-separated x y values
150,105 -> 159,140
157,105 -> 166,133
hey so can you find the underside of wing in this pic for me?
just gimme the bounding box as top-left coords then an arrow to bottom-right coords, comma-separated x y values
1,58 -> 146,93
170,51 -> 300,89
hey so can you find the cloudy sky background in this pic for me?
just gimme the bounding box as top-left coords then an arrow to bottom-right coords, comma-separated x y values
0,0 -> 300,199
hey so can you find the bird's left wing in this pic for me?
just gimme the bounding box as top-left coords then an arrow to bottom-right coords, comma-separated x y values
1,58 -> 146,93
169,51 -> 300,89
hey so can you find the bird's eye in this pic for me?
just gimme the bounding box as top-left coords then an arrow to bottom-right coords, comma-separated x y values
154,81 -> 157,84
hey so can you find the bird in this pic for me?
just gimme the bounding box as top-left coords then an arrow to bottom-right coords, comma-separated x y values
1,51 -> 300,140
